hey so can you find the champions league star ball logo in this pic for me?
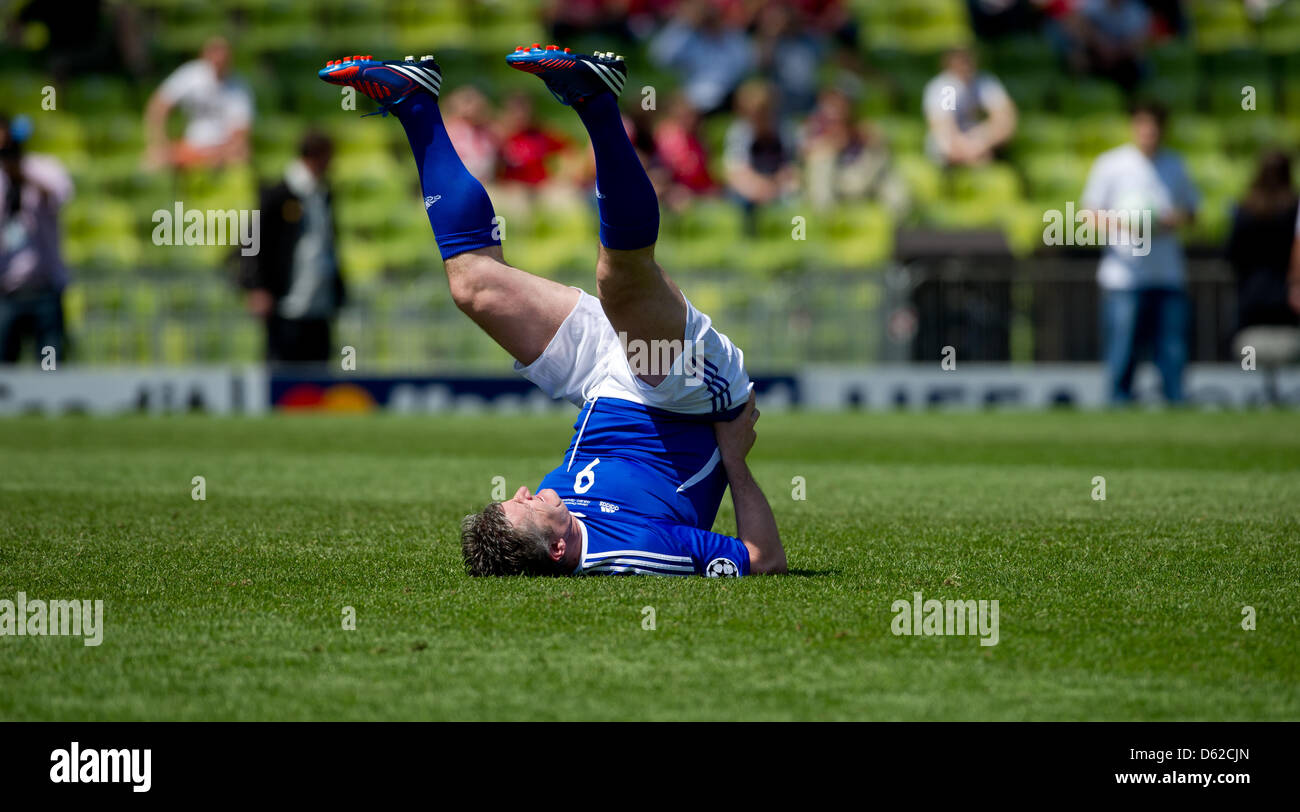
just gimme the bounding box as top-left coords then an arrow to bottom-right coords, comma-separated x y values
705,558 -> 739,578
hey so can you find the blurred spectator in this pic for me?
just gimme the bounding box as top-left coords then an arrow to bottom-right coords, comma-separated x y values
1227,151 -> 1300,332
7,0 -> 148,80
1081,102 -> 1198,404
1142,0 -> 1188,37
753,2 -> 823,118
1293,204 -> 1300,319
651,93 -> 718,212
789,0 -> 871,81
542,0 -> 631,42
801,88 -> 909,215
1227,151 -> 1300,387
241,132 -> 345,365
965,0 -> 1049,39
792,0 -> 860,45
0,114 -> 73,365
1074,0 -> 1152,92
922,48 -> 1018,167
496,92 -> 572,189
144,36 -> 252,171
723,80 -> 799,233
442,86 -> 499,183
650,0 -> 754,115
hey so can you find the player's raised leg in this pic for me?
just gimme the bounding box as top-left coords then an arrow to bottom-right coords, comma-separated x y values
506,45 -> 686,379
319,54 -> 579,365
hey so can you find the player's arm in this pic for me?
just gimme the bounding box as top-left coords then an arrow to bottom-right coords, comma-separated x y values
142,89 -> 175,168
714,393 -> 786,575
976,90 -> 1017,154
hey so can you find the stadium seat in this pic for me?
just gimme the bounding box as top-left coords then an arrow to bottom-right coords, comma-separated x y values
1206,76 -> 1276,116
1072,114 -> 1132,158
818,202 -> 896,269
1165,115 -> 1224,154
1012,115 -> 1073,156
1140,74 -> 1199,115
1057,81 -> 1125,117
1190,0 -> 1254,52
1023,153 -> 1090,204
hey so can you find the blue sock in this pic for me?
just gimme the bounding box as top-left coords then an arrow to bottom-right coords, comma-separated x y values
394,95 -> 500,261
574,93 -> 659,251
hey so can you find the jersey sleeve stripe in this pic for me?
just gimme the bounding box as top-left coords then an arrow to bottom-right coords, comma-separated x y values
584,565 -> 689,576
584,559 -> 696,575
583,549 -> 694,563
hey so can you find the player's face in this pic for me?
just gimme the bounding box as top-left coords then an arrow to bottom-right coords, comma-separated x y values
500,486 -> 570,539
1133,113 -> 1162,154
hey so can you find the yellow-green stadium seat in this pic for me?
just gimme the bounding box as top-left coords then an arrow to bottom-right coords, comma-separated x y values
1190,0 -> 1253,52
1014,115 -> 1073,154
0,72 -> 49,113
1165,115 -> 1224,154
1187,154 -> 1252,202
243,0 -> 319,53
339,236 -> 383,284
1023,153 -> 1089,204
874,115 -> 926,155
949,164 -> 1022,206
1148,43 -> 1197,77
1141,74 -> 1199,114
999,73 -> 1054,111
819,202 -> 895,269
67,77 -> 136,112
1000,202 -> 1050,258
1207,77 -> 1275,116
1260,1 -> 1300,54
27,116 -> 88,172
1072,114 -> 1130,157
1058,81 -> 1125,117
895,154 -> 943,210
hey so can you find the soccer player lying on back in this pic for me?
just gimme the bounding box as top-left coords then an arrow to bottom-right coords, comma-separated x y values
319,46 -> 786,577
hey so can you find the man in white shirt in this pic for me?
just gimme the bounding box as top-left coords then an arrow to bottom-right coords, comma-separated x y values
922,47 -> 1018,167
1081,102 -> 1198,404
144,36 -> 253,171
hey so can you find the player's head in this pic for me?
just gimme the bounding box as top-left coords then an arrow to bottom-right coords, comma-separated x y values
460,487 -> 572,576
1130,100 -> 1167,155
299,129 -> 334,177
944,47 -> 977,83
201,36 -> 232,78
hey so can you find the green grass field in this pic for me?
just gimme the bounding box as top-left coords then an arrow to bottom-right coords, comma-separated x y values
1,410 -> 1297,721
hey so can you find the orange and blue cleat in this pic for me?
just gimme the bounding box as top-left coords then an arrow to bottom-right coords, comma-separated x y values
505,44 -> 626,106
318,54 -> 442,115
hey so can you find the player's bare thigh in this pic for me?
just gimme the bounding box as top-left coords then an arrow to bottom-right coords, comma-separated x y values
443,246 -> 580,366
596,244 -> 687,385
